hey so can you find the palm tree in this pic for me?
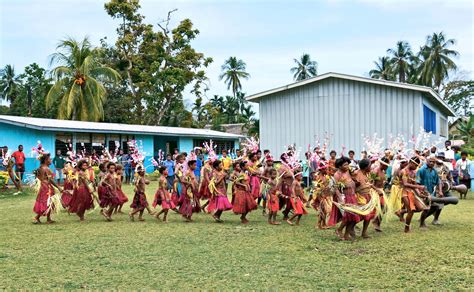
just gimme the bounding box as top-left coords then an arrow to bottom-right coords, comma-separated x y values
219,57 -> 250,98
46,37 -> 120,121
0,64 -> 21,103
456,115 -> 474,143
387,41 -> 413,83
369,57 -> 395,80
210,95 -> 225,112
290,53 -> 318,81
419,32 -> 459,91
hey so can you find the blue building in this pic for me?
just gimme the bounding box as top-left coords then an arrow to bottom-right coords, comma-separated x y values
0,115 -> 242,176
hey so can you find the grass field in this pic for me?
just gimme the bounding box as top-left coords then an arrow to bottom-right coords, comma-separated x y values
0,183 -> 473,290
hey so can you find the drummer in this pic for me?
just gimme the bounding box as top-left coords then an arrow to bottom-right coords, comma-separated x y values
417,156 -> 444,227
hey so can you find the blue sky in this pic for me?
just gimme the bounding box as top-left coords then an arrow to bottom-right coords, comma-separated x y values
1,0 -> 473,108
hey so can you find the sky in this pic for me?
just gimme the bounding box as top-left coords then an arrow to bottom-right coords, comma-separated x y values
1,0 -> 473,110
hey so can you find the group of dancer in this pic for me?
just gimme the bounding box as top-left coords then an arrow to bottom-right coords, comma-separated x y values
31,133 -> 468,241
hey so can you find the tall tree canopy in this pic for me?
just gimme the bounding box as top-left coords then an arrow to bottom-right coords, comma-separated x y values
291,53 -> 318,81
387,41 -> 413,83
46,37 -> 121,121
369,56 -> 395,80
104,1 -> 212,125
0,65 -> 20,103
219,57 -> 250,98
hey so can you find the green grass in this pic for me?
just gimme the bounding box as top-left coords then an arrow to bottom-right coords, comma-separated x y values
1,183 -> 473,290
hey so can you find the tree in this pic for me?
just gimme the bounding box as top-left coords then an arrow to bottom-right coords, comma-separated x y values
46,37 -> 121,121
369,56 -> 395,80
419,32 -> 459,91
456,114 -> 474,143
387,41 -> 413,83
105,1 -> 212,125
218,57 -> 250,98
290,53 -> 318,81
0,65 -> 21,103
443,80 -> 473,116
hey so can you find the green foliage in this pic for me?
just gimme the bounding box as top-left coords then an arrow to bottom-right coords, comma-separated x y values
371,32 -> 460,92
0,64 -> 21,103
290,53 -> 318,81
219,57 -> 250,97
46,37 -> 121,122
0,183 -> 473,289
443,81 -> 473,116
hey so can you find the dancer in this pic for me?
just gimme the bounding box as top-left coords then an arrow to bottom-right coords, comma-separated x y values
129,165 -> 150,221
99,162 -> 120,221
198,159 -> 213,211
233,161 -> 257,224
312,161 -> 334,229
154,166 -> 176,222
353,159 -> 376,238
389,157 -> 408,221
400,157 -> 429,232
33,153 -> 63,224
61,162 -> 74,209
266,168 -> 281,225
68,160 -> 95,221
278,153 -> 294,220
228,161 -> 242,204
179,160 -> 201,222
332,157 -> 361,241
371,157 -> 389,231
208,160 -> 233,222
286,172 -> 308,226
114,164 -> 129,214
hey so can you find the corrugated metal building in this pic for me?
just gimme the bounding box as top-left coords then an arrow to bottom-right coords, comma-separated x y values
247,72 -> 456,155
0,115 -> 241,175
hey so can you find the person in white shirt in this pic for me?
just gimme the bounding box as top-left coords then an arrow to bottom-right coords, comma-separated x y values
456,151 -> 471,195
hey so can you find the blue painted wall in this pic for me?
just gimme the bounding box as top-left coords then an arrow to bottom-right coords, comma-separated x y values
135,135 -> 155,173
178,137 -> 194,153
0,123 -> 55,179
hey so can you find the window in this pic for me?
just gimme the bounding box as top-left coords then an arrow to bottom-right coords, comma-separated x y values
76,133 -> 92,154
423,104 -> 436,134
55,133 -> 73,155
193,139 -> 235,154
439,117 -> 447,137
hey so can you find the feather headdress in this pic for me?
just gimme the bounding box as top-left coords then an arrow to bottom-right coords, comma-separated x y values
203,140 -> 217,162
362,133 -> 385,161
241,137 -> 260,156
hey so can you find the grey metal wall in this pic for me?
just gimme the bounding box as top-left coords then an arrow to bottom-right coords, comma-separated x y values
259,77 -> 425,156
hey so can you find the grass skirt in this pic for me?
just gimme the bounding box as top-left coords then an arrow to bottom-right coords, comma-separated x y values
33,181 -> 54,216
233,188 -> 257,214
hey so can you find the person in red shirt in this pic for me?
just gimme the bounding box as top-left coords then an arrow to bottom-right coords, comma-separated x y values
11,145 -> 26,182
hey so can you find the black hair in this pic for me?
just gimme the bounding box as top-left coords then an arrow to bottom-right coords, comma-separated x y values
99,162 -> 106,172
233,161 -> 240,168
222,149 -> 227,153
116,164 -> 124,170
158,166 -> 166,174
39,153 -> 50,164
187,160 -> 197,167
335,156 -> 351,169
77,159 -> 88,170
212,159 -> 222,169
239,160 -> 247,169
107,162 -> 116,169
330,150 -> 337,155
381,157 -> 390,164
358,158 -> 371,170
280,153 -> 288,163
348,150 -> 355,155
248,152 -> 256,160
269,168 -> 277,175
461,151 -> 468,156
263,149 -> 270,154
410,157 -> 421,165
256,150 -> 262,154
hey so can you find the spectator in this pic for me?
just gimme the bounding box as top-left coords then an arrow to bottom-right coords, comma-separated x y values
11,145 -> 26,182
468,157 -> 474,193
53,150 -> 66,184
163,154 -> 175,190
172,148 -> 180,161
194,149 -> 203,180
221,149 -> 232,173
456,151 -> 471,190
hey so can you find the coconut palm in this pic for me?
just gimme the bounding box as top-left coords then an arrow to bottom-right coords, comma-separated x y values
0,64 -> 21,103
291,53 -> 318,81
387,41 -> 413,83
369,57 -> 395,80
456,115 -> 474,142
46,37 -> 120,121
219,57 -> 250,98
419,32 -> 459,91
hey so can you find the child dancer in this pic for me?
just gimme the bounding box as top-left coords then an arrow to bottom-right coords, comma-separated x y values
266,168 -> 281,225
61,162 -> 74,209
198,159 -> 213,211
287,172 -> 308,225
312,162 -> 334,229
260,157 -> 274,215
208,160 -> 233,223
179,160 -> 201,222
114,164 -> 129,214
99,162 -> 120,221
33,153 -> 63,224
154,166 -> 177,222
278,154 -> 294,220
97,162 -> 107,211
68,160 -> 94,221
129,165 -> 150,221
228,161 -> 241,204
232,161 -> 257,224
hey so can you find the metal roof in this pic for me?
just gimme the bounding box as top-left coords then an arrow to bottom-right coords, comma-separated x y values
0,115 -> 243,139
246,72 -> 456,116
